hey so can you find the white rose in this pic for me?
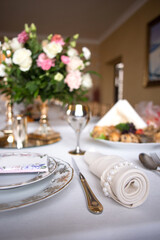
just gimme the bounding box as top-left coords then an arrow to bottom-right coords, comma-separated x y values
19,57 -> 32,71
81,73 -> 93,90
43,42 -> 62,59
82,47 -> 91,60
5,57 -> 12,65
13,48 -> 32,71
67,47 -> 78,57
54,72 -> 64,81
67,56 -> 84,72
10,37 -> 23,51
0,64 -> 6,77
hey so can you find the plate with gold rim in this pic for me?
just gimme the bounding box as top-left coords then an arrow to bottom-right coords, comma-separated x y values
0,158 -> 73,212
0,152 -> 57,190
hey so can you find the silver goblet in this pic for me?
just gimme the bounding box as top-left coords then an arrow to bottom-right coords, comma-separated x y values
13,114 -> 27,149
66,103 -> 90,155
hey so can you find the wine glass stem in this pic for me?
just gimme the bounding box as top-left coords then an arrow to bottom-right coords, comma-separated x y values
75,131 -> 81,152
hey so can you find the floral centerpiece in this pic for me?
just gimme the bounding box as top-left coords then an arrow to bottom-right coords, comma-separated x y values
0,23 -> 94,140
0,23 -> 93,105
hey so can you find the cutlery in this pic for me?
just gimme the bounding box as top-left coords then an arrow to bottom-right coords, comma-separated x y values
72,157 -> 103,214
150,153 -> 160,166
139,153 -> 160,172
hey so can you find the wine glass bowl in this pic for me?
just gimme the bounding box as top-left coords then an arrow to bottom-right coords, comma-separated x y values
66,104 -> 90,155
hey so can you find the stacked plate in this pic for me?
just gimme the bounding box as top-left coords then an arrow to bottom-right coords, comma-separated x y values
0,152 -> 73,212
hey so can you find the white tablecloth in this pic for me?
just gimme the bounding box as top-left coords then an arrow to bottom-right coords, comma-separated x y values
0,107 -> 160,240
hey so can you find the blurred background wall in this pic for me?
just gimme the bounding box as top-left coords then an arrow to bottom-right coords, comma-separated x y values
99,0 -> 160,106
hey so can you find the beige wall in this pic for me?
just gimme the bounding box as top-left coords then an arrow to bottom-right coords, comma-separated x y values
99,0 -> 160,106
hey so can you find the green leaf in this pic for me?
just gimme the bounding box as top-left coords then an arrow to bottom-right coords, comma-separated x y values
87,70 -> 101,78
64,37 -> 70,43
26,82 -> 38,94
34,89 -> 39,98
115,123 -> 130,132
92,133 -> 106,140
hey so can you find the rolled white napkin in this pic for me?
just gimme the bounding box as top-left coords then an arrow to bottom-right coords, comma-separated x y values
84,151 -> 149,208
97,99 -> 147,129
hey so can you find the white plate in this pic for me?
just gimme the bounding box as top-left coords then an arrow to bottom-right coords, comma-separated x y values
0,158 -> 73,212
93,137 -> 160,149
0,152 -> 57,190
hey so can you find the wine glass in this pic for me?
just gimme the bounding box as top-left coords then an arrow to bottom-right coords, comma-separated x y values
66,103 -> 90,155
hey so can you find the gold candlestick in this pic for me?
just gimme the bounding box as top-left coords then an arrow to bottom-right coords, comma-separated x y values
28,99 -> 61,142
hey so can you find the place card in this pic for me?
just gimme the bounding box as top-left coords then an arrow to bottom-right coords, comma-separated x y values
0,154 -> 48,173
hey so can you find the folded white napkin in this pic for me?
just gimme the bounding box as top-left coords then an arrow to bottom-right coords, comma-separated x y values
84,151 -> 149,208
97,99 -> 147,129
0,154 -> 48,173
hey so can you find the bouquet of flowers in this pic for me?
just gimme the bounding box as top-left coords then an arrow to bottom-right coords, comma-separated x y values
0,23 -> 94,105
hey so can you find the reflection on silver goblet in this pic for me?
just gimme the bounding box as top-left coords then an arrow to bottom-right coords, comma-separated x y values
66,103 -> 90,155
13,115 -> 27,149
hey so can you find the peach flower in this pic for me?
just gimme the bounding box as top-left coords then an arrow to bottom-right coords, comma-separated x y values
51,34 -> 65,46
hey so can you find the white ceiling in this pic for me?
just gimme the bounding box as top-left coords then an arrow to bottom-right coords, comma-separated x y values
0,0 -> 148,44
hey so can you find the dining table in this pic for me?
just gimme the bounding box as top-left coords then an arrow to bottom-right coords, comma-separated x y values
0,104 -> 160,240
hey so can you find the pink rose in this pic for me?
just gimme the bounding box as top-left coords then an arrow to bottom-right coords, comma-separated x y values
61,55 -> 70,64
51,34 -> 65,46
64,70 -> 82,91
18,31 -> 29,44
37,53 -> 55,71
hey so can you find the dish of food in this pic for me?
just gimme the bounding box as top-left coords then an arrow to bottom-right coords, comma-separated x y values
91,123 -> 160,144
